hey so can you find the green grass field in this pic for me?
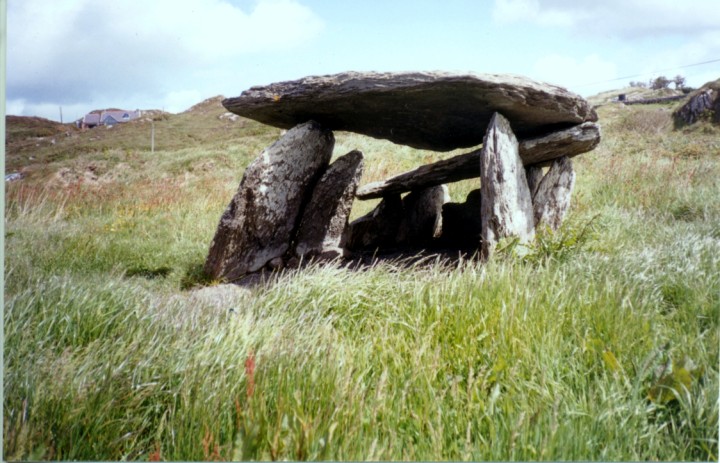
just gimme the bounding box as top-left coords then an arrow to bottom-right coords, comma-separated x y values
4,94 -> 719,460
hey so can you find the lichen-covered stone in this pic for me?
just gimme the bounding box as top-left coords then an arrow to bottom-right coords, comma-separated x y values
533,156 -> 576,230
224,71 -> 598,151
295,150 -> 364,258
480,112 -> 535,258
673,79 -> 720,126
204,121 -> 334,280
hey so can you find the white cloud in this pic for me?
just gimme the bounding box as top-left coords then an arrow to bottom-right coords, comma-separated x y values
8,0 -> 324,119
492,0 -> 577,28
492,0 -> 720,38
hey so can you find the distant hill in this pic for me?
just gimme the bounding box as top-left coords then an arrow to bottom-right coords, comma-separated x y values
5,95 -> 280,177
587,86 -> 686,106
6,115 -> 77,142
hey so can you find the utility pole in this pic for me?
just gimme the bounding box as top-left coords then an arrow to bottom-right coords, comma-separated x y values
59,106 -> 63,124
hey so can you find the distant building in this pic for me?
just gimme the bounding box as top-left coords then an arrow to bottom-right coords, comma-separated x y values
76,109 -> 141,129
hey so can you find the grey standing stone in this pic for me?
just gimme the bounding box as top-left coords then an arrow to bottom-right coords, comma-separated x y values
295,150 -> 365,258
204,121 -> 334,280
533,156 -> 576,231
480,113 -> 535,258
346,194 -> 404,251
526,165 -> 545,199
397,185 -> 450,247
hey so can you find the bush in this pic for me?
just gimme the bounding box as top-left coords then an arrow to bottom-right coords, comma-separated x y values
650,76 -> 672,90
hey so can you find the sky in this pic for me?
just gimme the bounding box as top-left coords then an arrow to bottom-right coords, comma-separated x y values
7,0 -> 720,122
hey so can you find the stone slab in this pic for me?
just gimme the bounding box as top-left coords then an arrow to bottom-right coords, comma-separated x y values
295,150 -> 364,257
223,71 -> 598,151
480,112 -> 535,258
355,122 -> 599,199
204,121 -> 334,280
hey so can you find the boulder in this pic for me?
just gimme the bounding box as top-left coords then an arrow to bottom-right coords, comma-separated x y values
223,71 -> 598,151
295,150 -> 365,258
480,113 -> 535,258
673,79 -> 720,126
397,185 -> 450,247
346,194 -> 403,251
533,156 -> 576,231
204,121 -> 334,281
354,122 -> 600,200
439,189 -> 483,249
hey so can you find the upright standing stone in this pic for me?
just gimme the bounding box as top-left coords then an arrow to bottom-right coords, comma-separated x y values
397,185 -> 450,247
526,165 -> 545,199
295,150 -> 365,259
532,156 -> 576,230
480,113 -> 535,258
205,121 -> 334,280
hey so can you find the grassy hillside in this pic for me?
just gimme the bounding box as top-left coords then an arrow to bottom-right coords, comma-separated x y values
4,94 -> 719,460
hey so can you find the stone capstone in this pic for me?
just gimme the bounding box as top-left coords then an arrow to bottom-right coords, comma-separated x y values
204,121 -> 334,280
295,150 -> 365,259
480,112 -> 535,258
223,71 -> 598,151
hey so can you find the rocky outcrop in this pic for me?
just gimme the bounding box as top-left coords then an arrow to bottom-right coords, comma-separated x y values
354,122 -> 600,200
295,150 -> 364,259
396,185 -> 450,247
673,79 -> 720,126
480,113 -> 535,258
204,121 -> 334,280
223,71 -> 598,151
532,156 -> 576,231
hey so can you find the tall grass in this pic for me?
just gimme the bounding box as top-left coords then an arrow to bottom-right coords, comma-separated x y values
4,103 -> 719,460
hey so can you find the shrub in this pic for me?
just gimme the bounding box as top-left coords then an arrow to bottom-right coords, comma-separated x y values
650,76 -> 672,90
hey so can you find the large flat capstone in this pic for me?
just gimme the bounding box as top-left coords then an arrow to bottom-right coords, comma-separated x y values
223,71 -> 598,152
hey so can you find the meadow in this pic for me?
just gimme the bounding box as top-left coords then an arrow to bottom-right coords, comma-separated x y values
4,94 -> 719,460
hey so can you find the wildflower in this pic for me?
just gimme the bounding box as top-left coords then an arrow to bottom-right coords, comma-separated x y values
245,350 -> 256,398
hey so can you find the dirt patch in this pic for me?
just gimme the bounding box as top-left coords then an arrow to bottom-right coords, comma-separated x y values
50,162 -> 130,188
